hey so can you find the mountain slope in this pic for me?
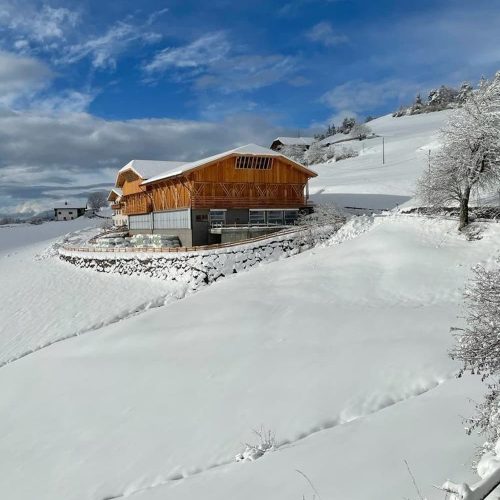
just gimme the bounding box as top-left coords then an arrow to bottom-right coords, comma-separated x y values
310,111 -> 452,211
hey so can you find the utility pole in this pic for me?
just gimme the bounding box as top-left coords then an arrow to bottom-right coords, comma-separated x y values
382,137 -> 385,164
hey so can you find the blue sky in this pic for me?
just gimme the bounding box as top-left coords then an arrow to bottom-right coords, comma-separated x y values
0,0 -> 499,213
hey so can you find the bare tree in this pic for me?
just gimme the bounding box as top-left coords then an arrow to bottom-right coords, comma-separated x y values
87,191 -> 109,210
351,122 -> 372,140
417,73 -> 500,230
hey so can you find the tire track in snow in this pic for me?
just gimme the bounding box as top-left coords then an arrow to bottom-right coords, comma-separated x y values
101,375 -> 452,500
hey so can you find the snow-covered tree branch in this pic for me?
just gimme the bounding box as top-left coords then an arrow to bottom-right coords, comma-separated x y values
444,259 -> 500,498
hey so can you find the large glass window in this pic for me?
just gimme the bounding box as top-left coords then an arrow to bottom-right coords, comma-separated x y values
267,210 -> 284,225
284,210 -> 299,225
209,210 -> 226,226
249,210 -> 266,224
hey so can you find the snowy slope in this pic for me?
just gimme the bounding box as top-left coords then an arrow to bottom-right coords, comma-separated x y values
310,111 -> 452,210
0,219 -> 185,365
1,216 -> 499,500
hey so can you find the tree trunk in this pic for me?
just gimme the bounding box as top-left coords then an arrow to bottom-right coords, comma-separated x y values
459,186 -> 471,231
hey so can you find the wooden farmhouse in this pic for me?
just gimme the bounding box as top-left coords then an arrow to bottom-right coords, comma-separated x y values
111,144 -> 317,246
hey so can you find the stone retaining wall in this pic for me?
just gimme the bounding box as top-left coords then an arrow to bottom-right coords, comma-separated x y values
59,226 -> 338,289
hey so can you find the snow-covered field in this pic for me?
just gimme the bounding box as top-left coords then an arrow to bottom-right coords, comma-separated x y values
310,111 -> 452,211
1,111 -> 498,500
0,218 -> 184,366
1,213 -> 500,500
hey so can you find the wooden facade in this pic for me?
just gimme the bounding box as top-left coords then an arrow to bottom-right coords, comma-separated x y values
117,153 -> 315,216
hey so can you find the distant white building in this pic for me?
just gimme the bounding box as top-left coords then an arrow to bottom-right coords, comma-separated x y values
54,203 -> 86,221
270,136 -> 315,151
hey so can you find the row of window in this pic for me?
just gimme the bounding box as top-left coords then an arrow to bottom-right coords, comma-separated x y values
197,209 -> 299,226
235,156 -> 273,170
248,210 -> 299,225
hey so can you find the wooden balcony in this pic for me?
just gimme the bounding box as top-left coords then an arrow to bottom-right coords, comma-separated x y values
191,196 -> 305,209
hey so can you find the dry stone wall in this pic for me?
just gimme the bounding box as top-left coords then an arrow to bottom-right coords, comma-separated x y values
59,226 -> 337,290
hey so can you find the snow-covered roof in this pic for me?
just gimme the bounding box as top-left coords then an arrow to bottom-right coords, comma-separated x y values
118,160 -> 186,181
318,132 -> 376,146
107,188 -> 122,202
54,206 -> 86,210
142,143 -> 316,185
273,136 -> 315,146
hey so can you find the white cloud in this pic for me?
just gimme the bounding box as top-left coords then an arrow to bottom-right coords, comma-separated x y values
0,3 -> 80,45
60,21 -> 161,70
321,79 -> 421,113
145,32 -> 299,93
306,22 -> 348,47
29,90 -> 96,114
0,3 -> 165,71
0,51 -> 52,105
144,32 -> 230,72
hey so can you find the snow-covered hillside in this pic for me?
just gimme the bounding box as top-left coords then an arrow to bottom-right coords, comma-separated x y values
1,216 -> 499,500
310,111 -> 452,211
0,219 -> 184,366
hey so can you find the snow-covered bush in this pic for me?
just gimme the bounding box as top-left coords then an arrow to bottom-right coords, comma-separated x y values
451,262 -> 500,440
235,426 -> 277,462
304,141 -> 325,165
280,145 -> 306,164
442,260 -> 500,498
334,145 -> 359,161
297,203 -> 345,246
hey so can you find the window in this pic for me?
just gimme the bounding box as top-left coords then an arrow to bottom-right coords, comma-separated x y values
284,210 -> 299,225
267,210 -> 284,225
195,214 -> 208,222
235,156 -> 272,170
209,210 -> 226,226
58,211 -> 61,215
249,210 -> 266,225
68,211 -> 73,215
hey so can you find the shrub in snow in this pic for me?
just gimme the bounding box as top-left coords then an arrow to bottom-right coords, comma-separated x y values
334,145 -> 359,161
303,141 -> 335,165
451,262 -> 500,440
235,426 -> 277,462
279,145 -> 306,164
297,203 -> 345,227
416,72 -> 500,230
442,260 -> 500,498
